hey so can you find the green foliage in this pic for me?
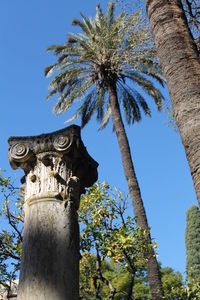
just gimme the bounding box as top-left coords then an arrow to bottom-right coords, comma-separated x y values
185,205 -> 200,282
1,175 -> 199,299
0,177 -> 152,299
185,278 -> 200,300
0,170 -> 23,293
160,267 -> 185,299
79,182 -> 156,299
182,0 -> 200,53
80,253 -> 115,299
45,1 -> 164,129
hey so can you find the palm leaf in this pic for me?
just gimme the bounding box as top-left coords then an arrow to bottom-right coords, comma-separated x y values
105,1 -> 115,30
134,91 -> 151,116
65,88 -> 96,124
52,77 -> 86,113
46,89 -> 57,101
126,72 -> 164,110
81,90 -> 97,127
100,104 -> 112,129
96,87 -> 106,121
72,18 -> 89,34
80,14 -> 95,35
46,45 -> 67,55
142,70 -> 165,87
118,83 -> 141,124
44,64 -> 57,77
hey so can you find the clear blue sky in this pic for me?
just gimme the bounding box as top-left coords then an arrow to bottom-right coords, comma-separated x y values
0,0 -> 197,277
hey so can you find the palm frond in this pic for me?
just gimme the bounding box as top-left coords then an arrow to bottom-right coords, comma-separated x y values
65,88 -> 96,124
96,3 -> 105,25
49,68 -> 87,92
118,78 -> 152,117
110,12 -> 125,38
64,78 -> 94,110
46,89 -> 57,101
67,33 -> 97,59
52,77 -> 86,113
46,45 -> 67,55
48,70 -> 71,90
44,64 -> 56,77
72,18 -> 89,34
81,90 -> 97,127
105,0 -> 115,30
130,57 -> 165,87
134,91 -> 151,116
141,70 -> 165,87
100,104 -> 112,130
67,37 -> 78,44
80,14 -> 95,35
125,72 -> 164,111
118,83 -> 141,124
96,87 -> 106,121
58,54 -> 69,64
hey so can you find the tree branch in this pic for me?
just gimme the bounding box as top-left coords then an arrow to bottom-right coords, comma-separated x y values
95,249 -> 116,300
5,198 -> 23,243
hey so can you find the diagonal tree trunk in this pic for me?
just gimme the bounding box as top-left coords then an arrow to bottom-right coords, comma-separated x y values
107,83 -> 163,300
145,0 -> 200,206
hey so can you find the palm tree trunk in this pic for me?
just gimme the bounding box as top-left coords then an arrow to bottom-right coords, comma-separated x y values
145,0 -> 200,206
107,83 -> 163,300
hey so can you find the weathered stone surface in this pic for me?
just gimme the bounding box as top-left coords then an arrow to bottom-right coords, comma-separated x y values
8,125 -> 98,197
8,125 -> 98,300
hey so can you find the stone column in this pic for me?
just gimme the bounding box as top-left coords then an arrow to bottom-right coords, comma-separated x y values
8,125 -> 98,300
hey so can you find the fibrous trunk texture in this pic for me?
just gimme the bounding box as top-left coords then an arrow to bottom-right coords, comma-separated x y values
108,84 -> 163,300
145,0 -> 200,206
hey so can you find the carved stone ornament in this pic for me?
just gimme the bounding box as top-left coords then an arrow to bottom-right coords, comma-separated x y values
8,125 -> 98,205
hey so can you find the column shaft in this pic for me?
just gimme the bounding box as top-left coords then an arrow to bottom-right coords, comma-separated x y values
18,198 -> 79,300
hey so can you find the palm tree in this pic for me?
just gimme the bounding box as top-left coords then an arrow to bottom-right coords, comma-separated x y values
145,0 -> 200,206
45,2 -> 164,298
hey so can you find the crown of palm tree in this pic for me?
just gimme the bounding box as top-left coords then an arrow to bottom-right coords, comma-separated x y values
45,1 -> 165,128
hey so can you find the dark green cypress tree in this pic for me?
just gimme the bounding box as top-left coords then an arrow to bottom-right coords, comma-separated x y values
185,205 -> 200,281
